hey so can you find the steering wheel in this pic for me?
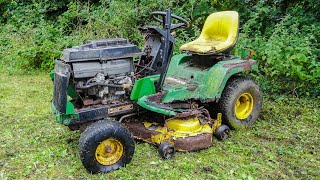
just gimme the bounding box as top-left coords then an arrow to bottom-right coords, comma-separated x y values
151,11 -> 189,30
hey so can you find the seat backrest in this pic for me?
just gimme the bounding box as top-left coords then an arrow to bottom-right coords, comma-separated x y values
200,11 -> 239,42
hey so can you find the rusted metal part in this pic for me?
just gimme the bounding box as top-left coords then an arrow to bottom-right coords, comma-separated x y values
174,133 -> 212,151
175,110 -> 201,118
143,91 -> 193,115
105,145 -> 112,153
213,61 -> 254,98
124,121 -> 161,140
190,102 -> 199,109
170,103 -> 190,109
201,98 -> 217,103
199,108 -> 214,125
147,92 -> 166,103
164,77 -> 188,86
223,60 -> 255,71
186,84 -> 198,91
83,98 -> 102,106
214,61 -> 256,98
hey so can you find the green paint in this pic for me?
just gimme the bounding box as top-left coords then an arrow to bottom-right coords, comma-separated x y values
65,101 -> 76,115
51,102 -> 78,125
67,86 -> 78,99
161,54 -> 257,102
130,75 -> 159,100
49,71 -> 54,80
137,96 -> 177,116
50,71 -> 77,125
137,54 -> 258,115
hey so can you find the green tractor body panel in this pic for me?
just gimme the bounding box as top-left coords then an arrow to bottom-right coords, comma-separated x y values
136,54 -> 258,116
51,101 -> 78,125
130,75 -> 159,100
50,72 -> 78,125
163,54 -> 257,102
137,96 -> 177,116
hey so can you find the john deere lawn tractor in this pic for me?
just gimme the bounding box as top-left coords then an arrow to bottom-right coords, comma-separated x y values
51,9 -> 262,174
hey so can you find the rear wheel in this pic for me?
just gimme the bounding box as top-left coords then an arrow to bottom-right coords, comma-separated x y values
219,77 -> 262,129
79,120 -> 135,174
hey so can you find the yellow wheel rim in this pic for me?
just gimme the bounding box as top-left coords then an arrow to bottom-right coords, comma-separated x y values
95,138 -> 124,166
235,93 -> 254,120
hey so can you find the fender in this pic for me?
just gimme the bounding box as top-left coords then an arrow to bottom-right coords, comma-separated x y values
203,58 -> 258,101
159,54 -> 258,103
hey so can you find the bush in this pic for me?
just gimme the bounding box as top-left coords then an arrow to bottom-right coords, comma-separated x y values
0,0 -> 319,96
233,1 -> 320,96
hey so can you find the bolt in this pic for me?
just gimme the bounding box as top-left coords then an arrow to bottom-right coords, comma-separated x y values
105,145 -> 112,153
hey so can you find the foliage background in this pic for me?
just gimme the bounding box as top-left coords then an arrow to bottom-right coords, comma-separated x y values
0,0 -> 319,95
0,1 -> 319,179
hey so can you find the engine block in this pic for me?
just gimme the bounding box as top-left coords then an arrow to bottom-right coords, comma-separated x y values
55,38 -> 143,107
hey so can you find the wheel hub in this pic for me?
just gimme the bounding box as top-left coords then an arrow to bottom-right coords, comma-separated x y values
235,93 -> 254,120
95,138 -> 124,165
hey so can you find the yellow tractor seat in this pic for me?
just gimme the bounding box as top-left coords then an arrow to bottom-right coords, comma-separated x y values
180,11 -> 239,55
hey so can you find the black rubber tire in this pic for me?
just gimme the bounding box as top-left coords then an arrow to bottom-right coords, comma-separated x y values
218,76 -> 263,130
78,120 -> 135,174
214,125 -> 230,141
158,142 -> 175,159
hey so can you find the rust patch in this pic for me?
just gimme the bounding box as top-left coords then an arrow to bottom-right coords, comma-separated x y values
187,84 -> 198,91
175,133 -> 212,151
223,60 -> 256,71
170,103 -> 191,109
107,104 -> 133,114
83,98 -> 101,106
124,121 -> 160,140
201,98 -> 216,103
176,110 -> 201,118
147,92 -> 166,103
215,61 -> 256,96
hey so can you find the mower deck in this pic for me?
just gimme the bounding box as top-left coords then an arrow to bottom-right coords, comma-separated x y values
124,113 -> 223,151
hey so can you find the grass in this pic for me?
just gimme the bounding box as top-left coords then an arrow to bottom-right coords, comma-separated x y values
0,73 -> 319,179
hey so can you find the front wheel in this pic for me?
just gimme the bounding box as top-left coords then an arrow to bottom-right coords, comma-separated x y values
158,142 -> 175,159
218,77 -> 263,130
214,125 -> 230,140
78,120 -> 135,174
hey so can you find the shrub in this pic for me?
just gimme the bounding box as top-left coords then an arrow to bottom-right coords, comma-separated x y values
0,0 -> 319,96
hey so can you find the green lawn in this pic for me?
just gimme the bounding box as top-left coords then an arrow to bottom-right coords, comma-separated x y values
0,73 -> 319,179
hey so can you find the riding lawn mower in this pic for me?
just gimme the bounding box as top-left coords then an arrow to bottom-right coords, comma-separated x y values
50,9 -> 263,174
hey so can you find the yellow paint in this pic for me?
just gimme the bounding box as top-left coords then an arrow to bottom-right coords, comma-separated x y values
235,93 -> 254,119
180,11 -> 239,54
166,117 -> 212,135
144,121 -> 157,128
143,117 -> 213,146
95,138 -> 123,166
212,113 -> 222,131
166,117 -> 202,133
